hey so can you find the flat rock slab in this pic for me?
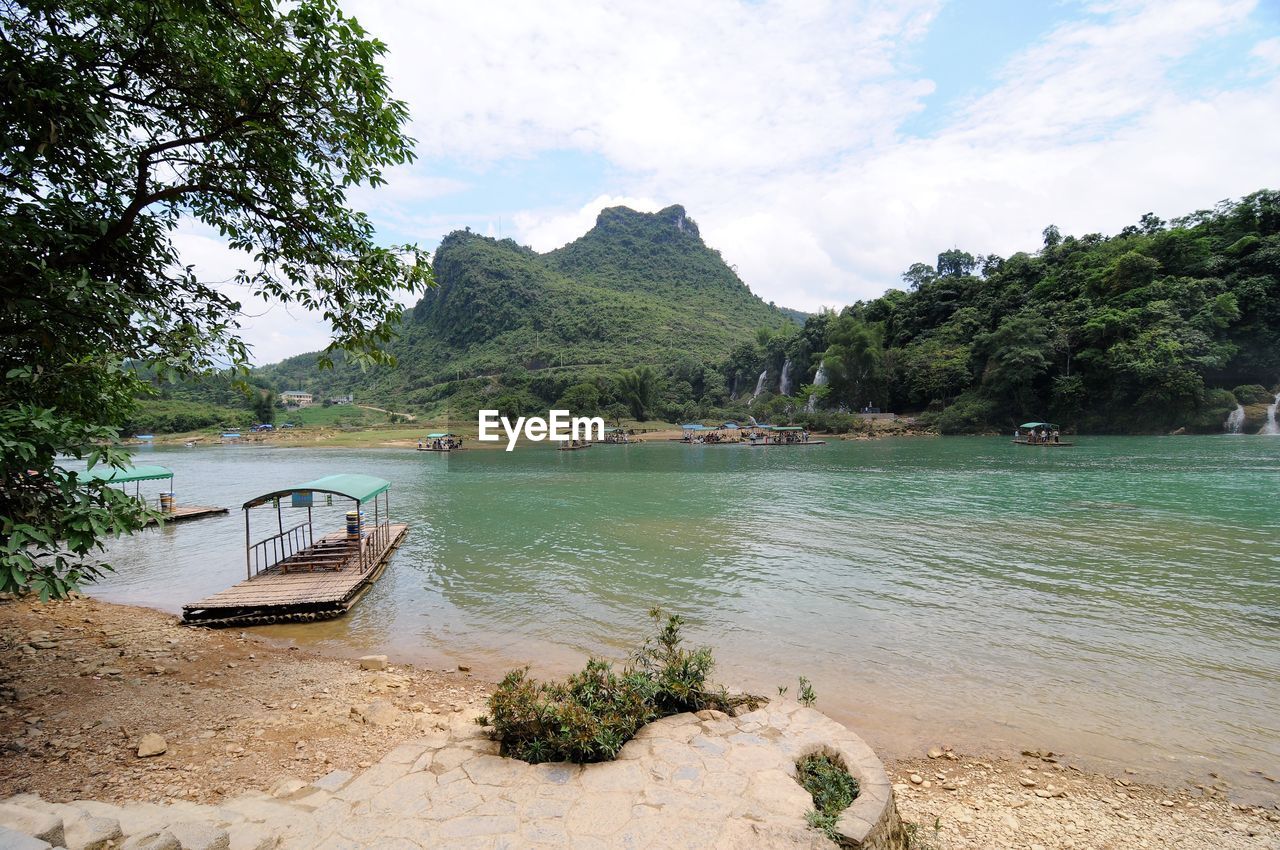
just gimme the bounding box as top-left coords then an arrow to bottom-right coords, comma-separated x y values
0,702 -> 902,850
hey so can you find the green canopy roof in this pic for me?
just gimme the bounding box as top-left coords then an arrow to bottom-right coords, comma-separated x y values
1020,422 -> 1056,429
81,465 -> 173,484
424,433 -> 455,439
770,426 -> 804,431
243,473 -> 390,509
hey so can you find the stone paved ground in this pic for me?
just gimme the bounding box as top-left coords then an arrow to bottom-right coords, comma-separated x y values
0,701 -> 901,849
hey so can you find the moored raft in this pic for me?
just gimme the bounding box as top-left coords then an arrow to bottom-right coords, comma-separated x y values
182,473 -> 407,627
81,464 -> 227,524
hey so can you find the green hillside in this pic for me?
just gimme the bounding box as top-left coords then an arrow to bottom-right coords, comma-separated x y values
259,205 -> 795,416
241,191 -> 1280,436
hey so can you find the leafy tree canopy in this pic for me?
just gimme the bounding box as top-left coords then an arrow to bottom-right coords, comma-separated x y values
1,0 -> 430,595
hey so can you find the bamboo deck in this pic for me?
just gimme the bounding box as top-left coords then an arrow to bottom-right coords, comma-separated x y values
182,523 -> 408,627
147,505 -> 228,525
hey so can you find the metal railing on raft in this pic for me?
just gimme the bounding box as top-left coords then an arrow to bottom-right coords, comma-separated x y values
247,521 -> 313,578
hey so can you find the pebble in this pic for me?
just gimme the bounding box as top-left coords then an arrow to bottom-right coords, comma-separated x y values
909,774 -> 924,785
137,734 -> 167,758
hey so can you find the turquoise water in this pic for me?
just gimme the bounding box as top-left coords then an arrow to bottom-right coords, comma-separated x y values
92,436 -> 1280,800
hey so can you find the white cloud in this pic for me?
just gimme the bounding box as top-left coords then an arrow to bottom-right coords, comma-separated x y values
171,0 -> 1280,358
462,0 -> 1276,312
512,194 -> 663,253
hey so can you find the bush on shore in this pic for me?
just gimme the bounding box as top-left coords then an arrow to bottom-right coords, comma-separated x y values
477,609 -> 761,763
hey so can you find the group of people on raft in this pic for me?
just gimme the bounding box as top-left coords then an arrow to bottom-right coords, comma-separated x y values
418,435 -> 462,451
1016,426 -> 1061,444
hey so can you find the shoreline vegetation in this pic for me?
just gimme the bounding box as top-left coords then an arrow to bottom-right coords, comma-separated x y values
2,596 -> 1276,849
125,414 -> 939,450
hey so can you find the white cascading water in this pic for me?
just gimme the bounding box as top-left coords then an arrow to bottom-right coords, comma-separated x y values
805,364 -> 829,413
749,370 -> 768,404
779,358 -> 792,396
1261,394 -> 1280,435
1225,405 -> 1246,434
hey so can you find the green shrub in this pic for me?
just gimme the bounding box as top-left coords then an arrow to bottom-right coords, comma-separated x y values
1232,384 -> 1271,405
797,753 -> 859,842
478,609 -> 760,763
1184,387 -> 1243,433
934,392 -> 997,434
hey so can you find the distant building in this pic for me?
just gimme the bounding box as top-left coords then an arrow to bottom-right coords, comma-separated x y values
281,390 -> 313,408
328,394 -> 354,405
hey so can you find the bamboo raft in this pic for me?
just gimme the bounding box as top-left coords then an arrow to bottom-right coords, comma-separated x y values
147,505 -> 228,524
182,473 -> 406,628
182,524 -> 407,627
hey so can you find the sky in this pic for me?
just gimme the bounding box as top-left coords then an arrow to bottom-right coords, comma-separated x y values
177,0 -> 1280,365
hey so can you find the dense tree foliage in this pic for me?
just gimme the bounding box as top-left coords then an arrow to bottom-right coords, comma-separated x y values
1,0 -> 429,594
866,191 -> 1279,432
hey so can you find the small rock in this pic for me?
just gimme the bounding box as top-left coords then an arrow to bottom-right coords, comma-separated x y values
0,804 -> 64,846
121,830 -> 181,850
137,733 -> 167,758
409,702 -> 426,713
941,781 -> 958,791
0,825 -> 52,850
351,699 -> 398,726
1161,799 -> 1175,807
168,821 -> 229,850
65,815 -> 123,850
927,747 -> 944,759
909,774 -> 924,785
358,655 -> 387,671
457,665 -> 471,673
268,777 -> 307,798
1019,777 -> 1037,787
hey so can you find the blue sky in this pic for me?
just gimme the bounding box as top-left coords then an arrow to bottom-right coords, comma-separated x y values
183,0 -> 1280,364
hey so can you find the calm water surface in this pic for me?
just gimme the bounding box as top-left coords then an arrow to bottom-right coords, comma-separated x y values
91,437 -> 1280,800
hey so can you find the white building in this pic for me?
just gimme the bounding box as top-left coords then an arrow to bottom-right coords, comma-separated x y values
281,390 -> 313,408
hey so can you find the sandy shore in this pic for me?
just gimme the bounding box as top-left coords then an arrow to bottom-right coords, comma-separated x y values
2,596 -> 1276,849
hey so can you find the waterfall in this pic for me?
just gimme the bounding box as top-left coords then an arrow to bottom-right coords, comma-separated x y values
1262,394 -> 1280,436
805,364 -> 829,413
1225,405 -> 1245,434
779,358 -> 792,397
749,369 -> 767,404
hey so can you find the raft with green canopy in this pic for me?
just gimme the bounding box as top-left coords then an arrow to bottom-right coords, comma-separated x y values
183,472 -> 408,628
744,425 -> 824,447
1013,422 -> 1072,447
81,464 -> 226,523
418,432 -> 463,452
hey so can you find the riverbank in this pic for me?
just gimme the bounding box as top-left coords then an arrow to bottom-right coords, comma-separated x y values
2,596 -> 1276,848
136,414 -> 933,451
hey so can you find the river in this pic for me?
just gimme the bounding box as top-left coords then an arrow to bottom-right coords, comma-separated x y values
88,436 -> 1280,801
